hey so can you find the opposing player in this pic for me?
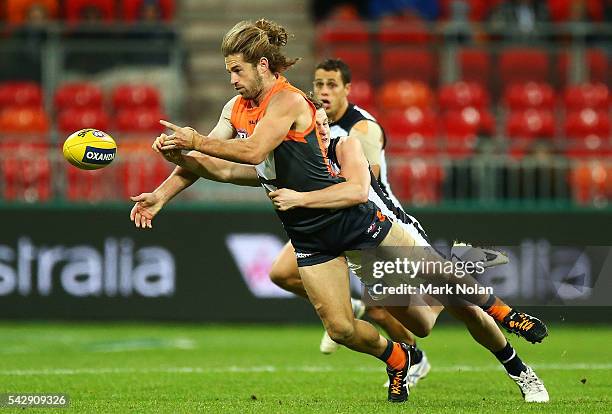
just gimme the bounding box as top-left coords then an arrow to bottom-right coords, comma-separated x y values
133,18 -> 548,403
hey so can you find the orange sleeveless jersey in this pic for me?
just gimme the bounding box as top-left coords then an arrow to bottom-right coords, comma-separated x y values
230,76 -> 345,232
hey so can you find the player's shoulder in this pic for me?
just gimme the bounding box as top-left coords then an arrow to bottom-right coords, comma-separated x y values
269,89 -> 307,108
350,104 -> 378,123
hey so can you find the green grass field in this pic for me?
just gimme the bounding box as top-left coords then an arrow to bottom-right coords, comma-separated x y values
0,323 -> 610,413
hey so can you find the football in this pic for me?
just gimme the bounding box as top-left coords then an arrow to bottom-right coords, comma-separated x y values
62,128 -> 117,170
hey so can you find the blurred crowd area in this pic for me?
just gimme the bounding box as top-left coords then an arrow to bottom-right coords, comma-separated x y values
313,0 -> 612,207
0,0 -> 610,207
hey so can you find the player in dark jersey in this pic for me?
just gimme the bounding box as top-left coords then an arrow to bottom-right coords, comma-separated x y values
269,101 -> 549,403
270,59 -> 508,361
132,19 -> 548,403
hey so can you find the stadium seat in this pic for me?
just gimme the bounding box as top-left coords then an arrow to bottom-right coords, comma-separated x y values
327,48 -> 373,81
111,84 -> 161,112
506,109 -> 556,140
348,80 -> 375,111
54,82 -> 104,111
382,107 -> 437,155
442,107 -> 495,156
65,165 -> 119,201
564,83 -> 610,111
0,82 -> 43,109
458,49 -> 491,86
115,108 -> 166,133
569,161 -> 611,206
317,20 -> 369,45
388,159 -> 443,205
499,49 -> 550,86
65,0 -> 115,23
0,107 -> 49,133
120,140 -> 173,198
57,107 -> 110,134
378,81 -> 433,110
0,140 -> 51,202
564,135 -> 610,159
548,0 -> 605,22
6,0 -> 58,25
438,82 -> 489,111
503,82 -> 556,111
381,49 -> 436,85
564,109 -> 611,140
377,15 -> 431,44
122,0 -> 175,22
558,49 -> 609,86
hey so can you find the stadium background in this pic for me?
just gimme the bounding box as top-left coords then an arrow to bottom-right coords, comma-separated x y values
0,1 -> 611,412
0,0 -> 610,322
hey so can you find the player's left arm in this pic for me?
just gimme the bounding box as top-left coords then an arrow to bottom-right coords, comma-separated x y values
269,137 -> 370,211
350,120 -> 383,179
159,91 -> 308,165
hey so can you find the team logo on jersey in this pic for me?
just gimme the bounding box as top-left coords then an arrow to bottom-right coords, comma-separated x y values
237,129 -> 248,139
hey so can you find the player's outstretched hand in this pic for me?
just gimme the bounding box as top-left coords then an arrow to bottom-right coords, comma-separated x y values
130,192 -> 164,229
268,188 -> 304,211
152,133 -> 182,164
159,120 -> 201,151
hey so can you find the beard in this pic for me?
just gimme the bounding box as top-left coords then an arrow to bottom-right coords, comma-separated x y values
241,72 -> 264,100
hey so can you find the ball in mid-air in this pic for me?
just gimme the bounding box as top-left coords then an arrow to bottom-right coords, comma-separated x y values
63,129 -> 117,170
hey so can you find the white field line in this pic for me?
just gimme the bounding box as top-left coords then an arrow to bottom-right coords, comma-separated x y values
1,363 -> 612,376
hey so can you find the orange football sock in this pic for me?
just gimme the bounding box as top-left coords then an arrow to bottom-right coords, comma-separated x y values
386,342 -> 407,371
485,297 -> 512,322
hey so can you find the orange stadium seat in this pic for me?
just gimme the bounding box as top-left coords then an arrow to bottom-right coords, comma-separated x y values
6,0 -> 58,25
382,107 -> 438,155
57,107 -> 110,134
558,49 -> 609,86
503,82 -> 556,111
0,82 -> 43,109
499,49 -> 550,86
65,0 -> 115,23
122,0 -> 175,22
439,82 -> 490,111
564,83 -> 610,111
388,159 -> 444,205
381,50 -> 436,84
506,109 -> 556,140
379,81 -> 433,110
569,161 -> 612,206
0,107 -> 49,133
458,49 -> 491,87
54,82 -> 104,111
0,140 -> 51,202
111,84 -> 162,111
564,109 -> 611,140
115,108 -> 166,133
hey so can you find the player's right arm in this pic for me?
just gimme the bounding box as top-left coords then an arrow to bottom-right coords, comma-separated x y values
130,97 -> 239,228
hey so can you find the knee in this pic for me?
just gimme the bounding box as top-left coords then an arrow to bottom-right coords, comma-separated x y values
450,306 -> 489,326
366,306 -> 389,324
325,319 -> 356,344
411,322 -> 433,338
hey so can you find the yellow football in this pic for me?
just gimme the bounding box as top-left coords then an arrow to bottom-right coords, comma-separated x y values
62,129 -> 117,170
